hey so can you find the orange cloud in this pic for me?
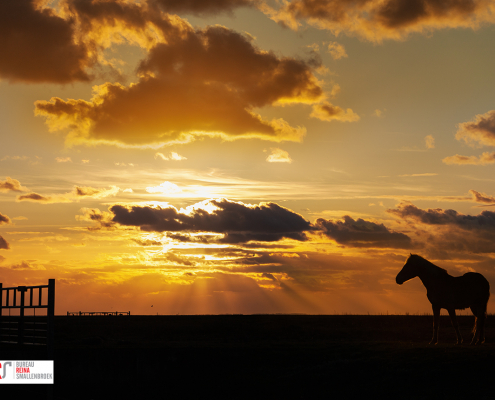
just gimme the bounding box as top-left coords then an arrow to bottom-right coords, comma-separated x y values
0,212 -> 11,225
11,261 -> 43,270
310,101 -> 359,122
17,192 -> 70,203
146,181 -> 182,194
266,148 -> 293,163
35,25 -> 321,147
0,177 -> 29,192
469,189 -> 495,204
455,109 -> 495,147
63,0 -> 191,52
425,134 -> 435,149
444,110 -> 495,166
76,207 -> 116,230
0,235 -> 10,250
442,152 -> 495,165
17,185 -> 120,203
262,0 -> 495,42
155,152 -> 187,161
326,41 -> 347,59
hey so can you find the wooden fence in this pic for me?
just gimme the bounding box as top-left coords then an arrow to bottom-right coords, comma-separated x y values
67,311 -> 130,316
0,279 -> 55,357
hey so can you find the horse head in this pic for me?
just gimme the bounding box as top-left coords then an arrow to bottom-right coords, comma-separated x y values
396,253 -> 421,285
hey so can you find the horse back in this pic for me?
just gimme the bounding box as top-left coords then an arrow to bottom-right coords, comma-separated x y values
452,272 -> 490,309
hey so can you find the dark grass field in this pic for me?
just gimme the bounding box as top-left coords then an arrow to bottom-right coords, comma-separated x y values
3,315 -> 495,399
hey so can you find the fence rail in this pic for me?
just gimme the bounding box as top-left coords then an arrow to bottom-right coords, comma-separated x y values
67,311 -> 130,316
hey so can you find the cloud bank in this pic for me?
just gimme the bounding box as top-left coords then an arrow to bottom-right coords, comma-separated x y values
262,0 -> 495,42
316,215 -> 412,248
100,198 -> 314,243
150,0 -> 258,15
35,23 -> 321,147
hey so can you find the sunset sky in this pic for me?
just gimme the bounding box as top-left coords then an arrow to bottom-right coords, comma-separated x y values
2,0 -> 495,315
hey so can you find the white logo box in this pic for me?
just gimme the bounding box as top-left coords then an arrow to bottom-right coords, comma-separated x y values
0,361 -> 54,384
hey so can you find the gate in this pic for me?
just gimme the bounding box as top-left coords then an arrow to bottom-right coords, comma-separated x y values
0,279 -> 55,357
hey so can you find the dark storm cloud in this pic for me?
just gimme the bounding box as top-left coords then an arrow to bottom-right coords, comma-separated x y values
0,0 -> 92,83
387,202 -> 495,254
110,199 -> 313,243
266,0 -> 495,41
315,216 -> 413,248
0,0 -> 258,84
151,0 -> 258,15
0,235 -> 10,250
375,0 -> 478,28
387,202 -> 495,229
166,233 -> 215,244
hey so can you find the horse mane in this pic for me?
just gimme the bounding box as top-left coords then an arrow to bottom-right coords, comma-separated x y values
409,254 -> 449,276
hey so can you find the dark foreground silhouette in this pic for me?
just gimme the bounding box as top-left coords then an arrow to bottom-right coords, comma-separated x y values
2,315 -> 495,399
396,254 -> 490,345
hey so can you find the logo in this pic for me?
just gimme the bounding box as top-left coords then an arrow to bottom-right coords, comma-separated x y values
0,361 -> 53,384
1,362 -> 12,379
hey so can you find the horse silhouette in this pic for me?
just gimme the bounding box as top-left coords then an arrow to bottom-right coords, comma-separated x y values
396,254 -> 490,345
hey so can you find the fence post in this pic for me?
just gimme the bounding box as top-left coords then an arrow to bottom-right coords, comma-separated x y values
18,286 -> 27,346
47,279 -> 55,359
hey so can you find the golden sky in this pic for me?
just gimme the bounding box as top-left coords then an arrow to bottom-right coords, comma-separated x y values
1,0 -> 495,315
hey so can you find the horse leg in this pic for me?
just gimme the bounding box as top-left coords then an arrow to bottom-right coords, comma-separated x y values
470,306 -> 478,345
477,310 -> 486,345
430,305 -> 440,345
447,308 -> 462,344
474,302 -> 487,345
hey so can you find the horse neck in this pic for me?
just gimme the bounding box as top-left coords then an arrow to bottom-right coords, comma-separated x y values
415,258 -> 447,288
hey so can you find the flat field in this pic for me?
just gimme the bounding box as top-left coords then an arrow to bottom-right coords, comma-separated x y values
2,315 -> 495,399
